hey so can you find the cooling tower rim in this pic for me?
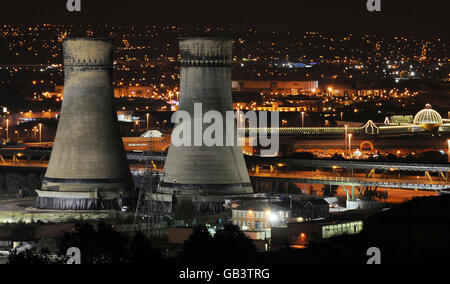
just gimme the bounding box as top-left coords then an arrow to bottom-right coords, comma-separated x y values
63,37 -> 113,43
178,37 -> 233,42
43,176 -> 132,184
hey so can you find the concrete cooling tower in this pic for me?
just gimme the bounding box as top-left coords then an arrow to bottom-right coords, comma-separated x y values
160,38 -> 253,211
35,38 -> 133,210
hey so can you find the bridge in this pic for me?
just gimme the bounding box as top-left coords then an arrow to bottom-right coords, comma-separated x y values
245,157 -> 450,173
2,148 -> 449,172
0,148 -> 50,169
249,173 -> 450,192
246,156 -> 450,196
2,148 -> 449,174
127,153 -> 450,173
1,149 -> 449,194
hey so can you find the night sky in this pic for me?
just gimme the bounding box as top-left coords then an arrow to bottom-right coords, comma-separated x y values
1,0 -> 448,35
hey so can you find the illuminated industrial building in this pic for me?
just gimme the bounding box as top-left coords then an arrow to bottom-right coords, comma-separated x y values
285,219 -> 364,247
232,201 -> 291,231
43,85 -> 155,99
232,80 -> 319,95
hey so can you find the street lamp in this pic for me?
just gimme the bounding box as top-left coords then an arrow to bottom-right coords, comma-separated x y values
348,133 -> 352,156
39,123 -> 42,142
146,113 -> 150,131
344,125 -> 348,157
301,111 -> 305,127
6,119 -> 8,141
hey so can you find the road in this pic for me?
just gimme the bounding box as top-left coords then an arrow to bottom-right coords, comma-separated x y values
293,182 -> 437,204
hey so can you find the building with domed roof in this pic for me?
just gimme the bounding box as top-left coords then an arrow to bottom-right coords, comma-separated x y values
244,104 -> 450,137
242,104 -> 450,157
413,104 -> 444,131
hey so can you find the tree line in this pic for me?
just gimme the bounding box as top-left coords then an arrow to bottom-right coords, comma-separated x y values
7,221 -> 256,264
0,172 -> 42,198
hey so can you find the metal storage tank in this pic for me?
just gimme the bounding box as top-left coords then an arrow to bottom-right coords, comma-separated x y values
160,38 -> 253,211
36,38 -> 133,210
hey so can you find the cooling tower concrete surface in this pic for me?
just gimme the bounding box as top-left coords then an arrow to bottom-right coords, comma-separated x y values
36,38 -> 133,210
160,38 -> 253,209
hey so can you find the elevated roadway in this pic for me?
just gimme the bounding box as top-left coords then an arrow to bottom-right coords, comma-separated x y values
245,157 -> 450,173
249,172 -> 450,192
1,149 -> 449,174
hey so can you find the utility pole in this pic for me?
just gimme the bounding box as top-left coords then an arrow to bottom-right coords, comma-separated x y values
133,139 -> 166,238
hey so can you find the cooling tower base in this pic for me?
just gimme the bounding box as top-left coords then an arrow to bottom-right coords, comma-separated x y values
159,182 -> 254,196
155,183 -> 255,213
35,189 -> 135,211
35,197 -> 127,211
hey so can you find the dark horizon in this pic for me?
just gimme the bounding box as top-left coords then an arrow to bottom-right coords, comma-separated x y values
0,0 -> 448,35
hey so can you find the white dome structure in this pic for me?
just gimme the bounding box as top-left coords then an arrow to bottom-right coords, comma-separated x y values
413,104 -> 443,131
141,130 -> 163,138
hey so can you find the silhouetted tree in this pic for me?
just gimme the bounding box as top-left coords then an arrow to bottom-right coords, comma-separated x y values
213,224 -> 257,263
180,224 -> 256,264
4,173 -> 25,194
288,152 -> 315,159
331,153 -> 345,160
7,222 -> 163,264
173,199 -> 197,224
180,226 -> 213,262
25,173 -> 41,196
0,173 -> 41,196
129,231 -> 162,264
420,151 -> 447,164
8,247 -> 67,264
322,184 -> 338,196
58,222 -> 128,264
